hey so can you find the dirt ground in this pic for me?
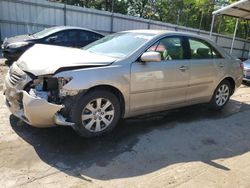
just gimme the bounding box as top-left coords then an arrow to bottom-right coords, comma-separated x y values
1,58 -> 250,188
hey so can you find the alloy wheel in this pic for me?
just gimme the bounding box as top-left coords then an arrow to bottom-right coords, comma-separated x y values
215,84 -> 230,106
81,98 -> 115,132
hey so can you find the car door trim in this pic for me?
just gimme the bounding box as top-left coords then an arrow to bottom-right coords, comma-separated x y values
188,81 -> 213,87
130,84 -> 188,94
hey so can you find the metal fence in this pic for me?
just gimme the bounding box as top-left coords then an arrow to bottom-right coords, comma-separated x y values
0,0 -> 250,58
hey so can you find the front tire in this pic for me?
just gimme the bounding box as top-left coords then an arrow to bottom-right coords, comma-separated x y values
210,80 -> 232,110
71,89 -> 121,138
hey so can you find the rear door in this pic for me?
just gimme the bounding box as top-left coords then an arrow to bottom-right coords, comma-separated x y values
187,37 -> 225,102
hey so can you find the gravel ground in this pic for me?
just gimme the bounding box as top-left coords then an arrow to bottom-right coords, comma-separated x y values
1,58 -> 250,187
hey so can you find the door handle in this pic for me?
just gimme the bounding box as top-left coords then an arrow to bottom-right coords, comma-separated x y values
179,66 -> 188,71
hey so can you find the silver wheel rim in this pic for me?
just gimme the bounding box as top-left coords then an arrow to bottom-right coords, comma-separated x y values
81,98 -> 115,132
215,84 -> 230,106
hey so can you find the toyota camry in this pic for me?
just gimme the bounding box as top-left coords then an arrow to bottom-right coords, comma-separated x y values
4,30 -> 243,137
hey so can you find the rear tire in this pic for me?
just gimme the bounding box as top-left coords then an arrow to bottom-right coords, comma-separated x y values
70,89 -> 121,138
209,80 -> 232,110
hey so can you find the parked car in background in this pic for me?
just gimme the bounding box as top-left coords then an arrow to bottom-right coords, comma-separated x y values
1,26 -> 104,63
243,59 -> 250,83
4,30 -> 243,138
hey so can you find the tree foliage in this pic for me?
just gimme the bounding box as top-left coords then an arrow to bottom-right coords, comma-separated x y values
51,0 -> 250,39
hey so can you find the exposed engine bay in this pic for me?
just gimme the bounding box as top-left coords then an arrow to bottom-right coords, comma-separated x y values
26,77 -> 68,102
24,76 -> 80,123
5,61 -> 99,127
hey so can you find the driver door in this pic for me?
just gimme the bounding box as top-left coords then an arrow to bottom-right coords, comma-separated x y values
130,36 -> 190,112
44,30 -> 78,47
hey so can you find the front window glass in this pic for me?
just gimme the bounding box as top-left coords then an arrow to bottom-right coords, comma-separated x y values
45,32 -> 68,43
83,32 -> 155,58
147,37 -> 184,60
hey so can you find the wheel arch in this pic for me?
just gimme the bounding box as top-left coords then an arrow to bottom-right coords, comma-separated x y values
86,85 -> 126,118
222,77 -> 236,95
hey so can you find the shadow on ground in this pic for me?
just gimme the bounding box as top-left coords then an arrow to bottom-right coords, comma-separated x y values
9,99 -> 250,180
242,81 -> 250,87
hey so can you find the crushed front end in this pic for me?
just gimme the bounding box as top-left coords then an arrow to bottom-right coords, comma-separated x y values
4,62 -> 75,127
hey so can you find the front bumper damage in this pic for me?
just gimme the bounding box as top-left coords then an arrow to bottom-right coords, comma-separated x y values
4,63 -> 75,128
6,90 -> 63,127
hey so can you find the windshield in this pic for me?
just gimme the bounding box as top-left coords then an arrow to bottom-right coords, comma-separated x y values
83,32 -> 155,58
32,27 -> 57,38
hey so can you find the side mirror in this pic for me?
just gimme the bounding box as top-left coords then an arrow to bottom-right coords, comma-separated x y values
140,51 -> 161,62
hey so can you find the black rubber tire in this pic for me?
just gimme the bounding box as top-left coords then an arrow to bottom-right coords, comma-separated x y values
70,89 -> 121,138
4,60 -> 13,67
209,80 -> 232,110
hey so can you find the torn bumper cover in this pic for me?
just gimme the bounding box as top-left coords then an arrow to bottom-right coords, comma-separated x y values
5,89 -> 74,128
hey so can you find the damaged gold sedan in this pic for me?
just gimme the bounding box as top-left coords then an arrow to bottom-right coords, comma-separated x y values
4,30 -> 243,137
5,63 -> 71,127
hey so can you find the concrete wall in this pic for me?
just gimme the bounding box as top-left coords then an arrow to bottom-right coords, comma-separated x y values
0,0 -> 249,58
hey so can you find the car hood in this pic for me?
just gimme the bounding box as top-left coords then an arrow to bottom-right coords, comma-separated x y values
6,34 -> 33,44
243,59 -> 250,69
2,34 -> 33,48
16,44 -> 117,76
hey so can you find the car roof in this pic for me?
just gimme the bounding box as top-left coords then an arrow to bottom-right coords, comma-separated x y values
122,29 -> 212,41
41,26 -> 103,36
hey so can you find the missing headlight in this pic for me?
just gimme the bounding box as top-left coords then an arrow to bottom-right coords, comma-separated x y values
26,76 -> 74,103
46,77 -> 59,91
26,77 -> 59,103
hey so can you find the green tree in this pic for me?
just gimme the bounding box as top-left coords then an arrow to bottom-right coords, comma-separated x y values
49,0 -> 250,39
